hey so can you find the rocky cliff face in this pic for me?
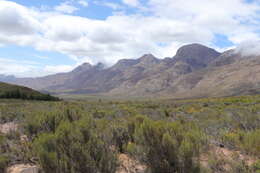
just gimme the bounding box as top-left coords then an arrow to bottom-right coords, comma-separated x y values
2,43 -> 260,98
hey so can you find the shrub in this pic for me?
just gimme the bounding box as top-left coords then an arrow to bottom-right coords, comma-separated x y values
252,160 -> 260,173
112,125 -> 130,153
33,133 -> 58,172
240,129 -> 260,156
0,155 -> 9,173
134,120 -> 205,173
222,129 -> 260,156
33,117 -> 117,173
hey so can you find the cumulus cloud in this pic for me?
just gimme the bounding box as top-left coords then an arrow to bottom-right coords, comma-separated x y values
94,1 -> 123,10
0,57 -> 76,77
235,40 -> 260,56
122,0 -> 140,7
43,15 -> 87,41
78,0 -> 88,7
0,0 -> 260,76
0,1 -> 41,35
44,65 -> 75,73
54,2 -> 78,14
0,58 -> 39,76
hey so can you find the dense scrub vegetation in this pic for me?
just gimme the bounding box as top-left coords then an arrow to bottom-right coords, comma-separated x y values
0,82 -> 59,101
0,135 -> 9,172
0,95 -> 260,172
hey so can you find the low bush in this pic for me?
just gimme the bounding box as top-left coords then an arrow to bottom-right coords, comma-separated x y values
134,119 -> 206,173
33,117 -> 117,173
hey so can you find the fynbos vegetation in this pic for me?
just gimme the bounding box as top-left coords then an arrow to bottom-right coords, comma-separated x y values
0,95 -> 260,172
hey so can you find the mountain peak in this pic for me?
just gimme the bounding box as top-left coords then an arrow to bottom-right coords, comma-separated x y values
175,43 -> 219,57
139,54 -> 159,64
81,62 -> 92,67
112,59 -> 139,70
140,53 -> 156,59
95,62 -> 105,69
174,43 -> 221,69
72,62 -> 92,73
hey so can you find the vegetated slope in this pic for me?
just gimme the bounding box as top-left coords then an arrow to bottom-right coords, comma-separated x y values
1,43 -> 260,98
0,82 -> 59,101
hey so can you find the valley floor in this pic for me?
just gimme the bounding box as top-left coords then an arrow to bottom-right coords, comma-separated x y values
0,95 -> 260,173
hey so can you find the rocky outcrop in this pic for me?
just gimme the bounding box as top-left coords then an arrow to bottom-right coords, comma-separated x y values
6,164 -> 39,173
200,145 -> 258,172
0,122 -> 18,134
116,154 -> 147,173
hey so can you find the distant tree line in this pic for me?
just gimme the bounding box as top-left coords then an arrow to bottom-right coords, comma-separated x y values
0,89 -> 60,101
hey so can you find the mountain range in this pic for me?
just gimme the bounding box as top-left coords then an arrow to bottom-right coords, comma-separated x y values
1,43 -> 260,99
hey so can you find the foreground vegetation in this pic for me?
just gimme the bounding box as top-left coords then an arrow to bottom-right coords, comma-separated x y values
0,95 -> 260,173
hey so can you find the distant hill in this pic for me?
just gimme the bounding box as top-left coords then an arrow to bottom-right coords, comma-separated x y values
0,82 -> 59,101
1,43 -> 260,99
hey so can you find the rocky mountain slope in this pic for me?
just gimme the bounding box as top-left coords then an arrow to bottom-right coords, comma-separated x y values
1,43 -> 260,98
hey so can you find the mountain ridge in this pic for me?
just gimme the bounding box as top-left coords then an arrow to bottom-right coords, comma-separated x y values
1,43 -> 260,98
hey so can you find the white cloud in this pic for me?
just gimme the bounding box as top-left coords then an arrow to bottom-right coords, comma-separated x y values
0,57 -> 76,77
0,58 -> 39,76
78,0 -> 88,7
122,0 -> 140,7
94,1 -> 123,10
0,1 -> 41,35
148,0 -> 260,40
54,2 -> 78,14
44,65 -> 74,73
235,40 -> 260,56
0,0 -> 260,76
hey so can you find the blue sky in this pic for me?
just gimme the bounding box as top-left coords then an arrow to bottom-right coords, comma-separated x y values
12,0 -> 118,19
0,0 -> 260,77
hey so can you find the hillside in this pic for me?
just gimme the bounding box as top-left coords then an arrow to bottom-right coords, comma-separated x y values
1,43 -> 260,98
0,82 -> 59,101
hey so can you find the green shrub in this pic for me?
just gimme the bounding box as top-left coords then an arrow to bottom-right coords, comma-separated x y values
0,155 -> 9,173
33,133 -> 58,172
134,120 -> 205,173
252,160 -> 260,173
33,117 -> 117,173
240,129 -> 260,156
222,129 -> 260,156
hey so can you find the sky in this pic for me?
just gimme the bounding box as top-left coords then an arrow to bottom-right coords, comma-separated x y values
0,0 -> 260,77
